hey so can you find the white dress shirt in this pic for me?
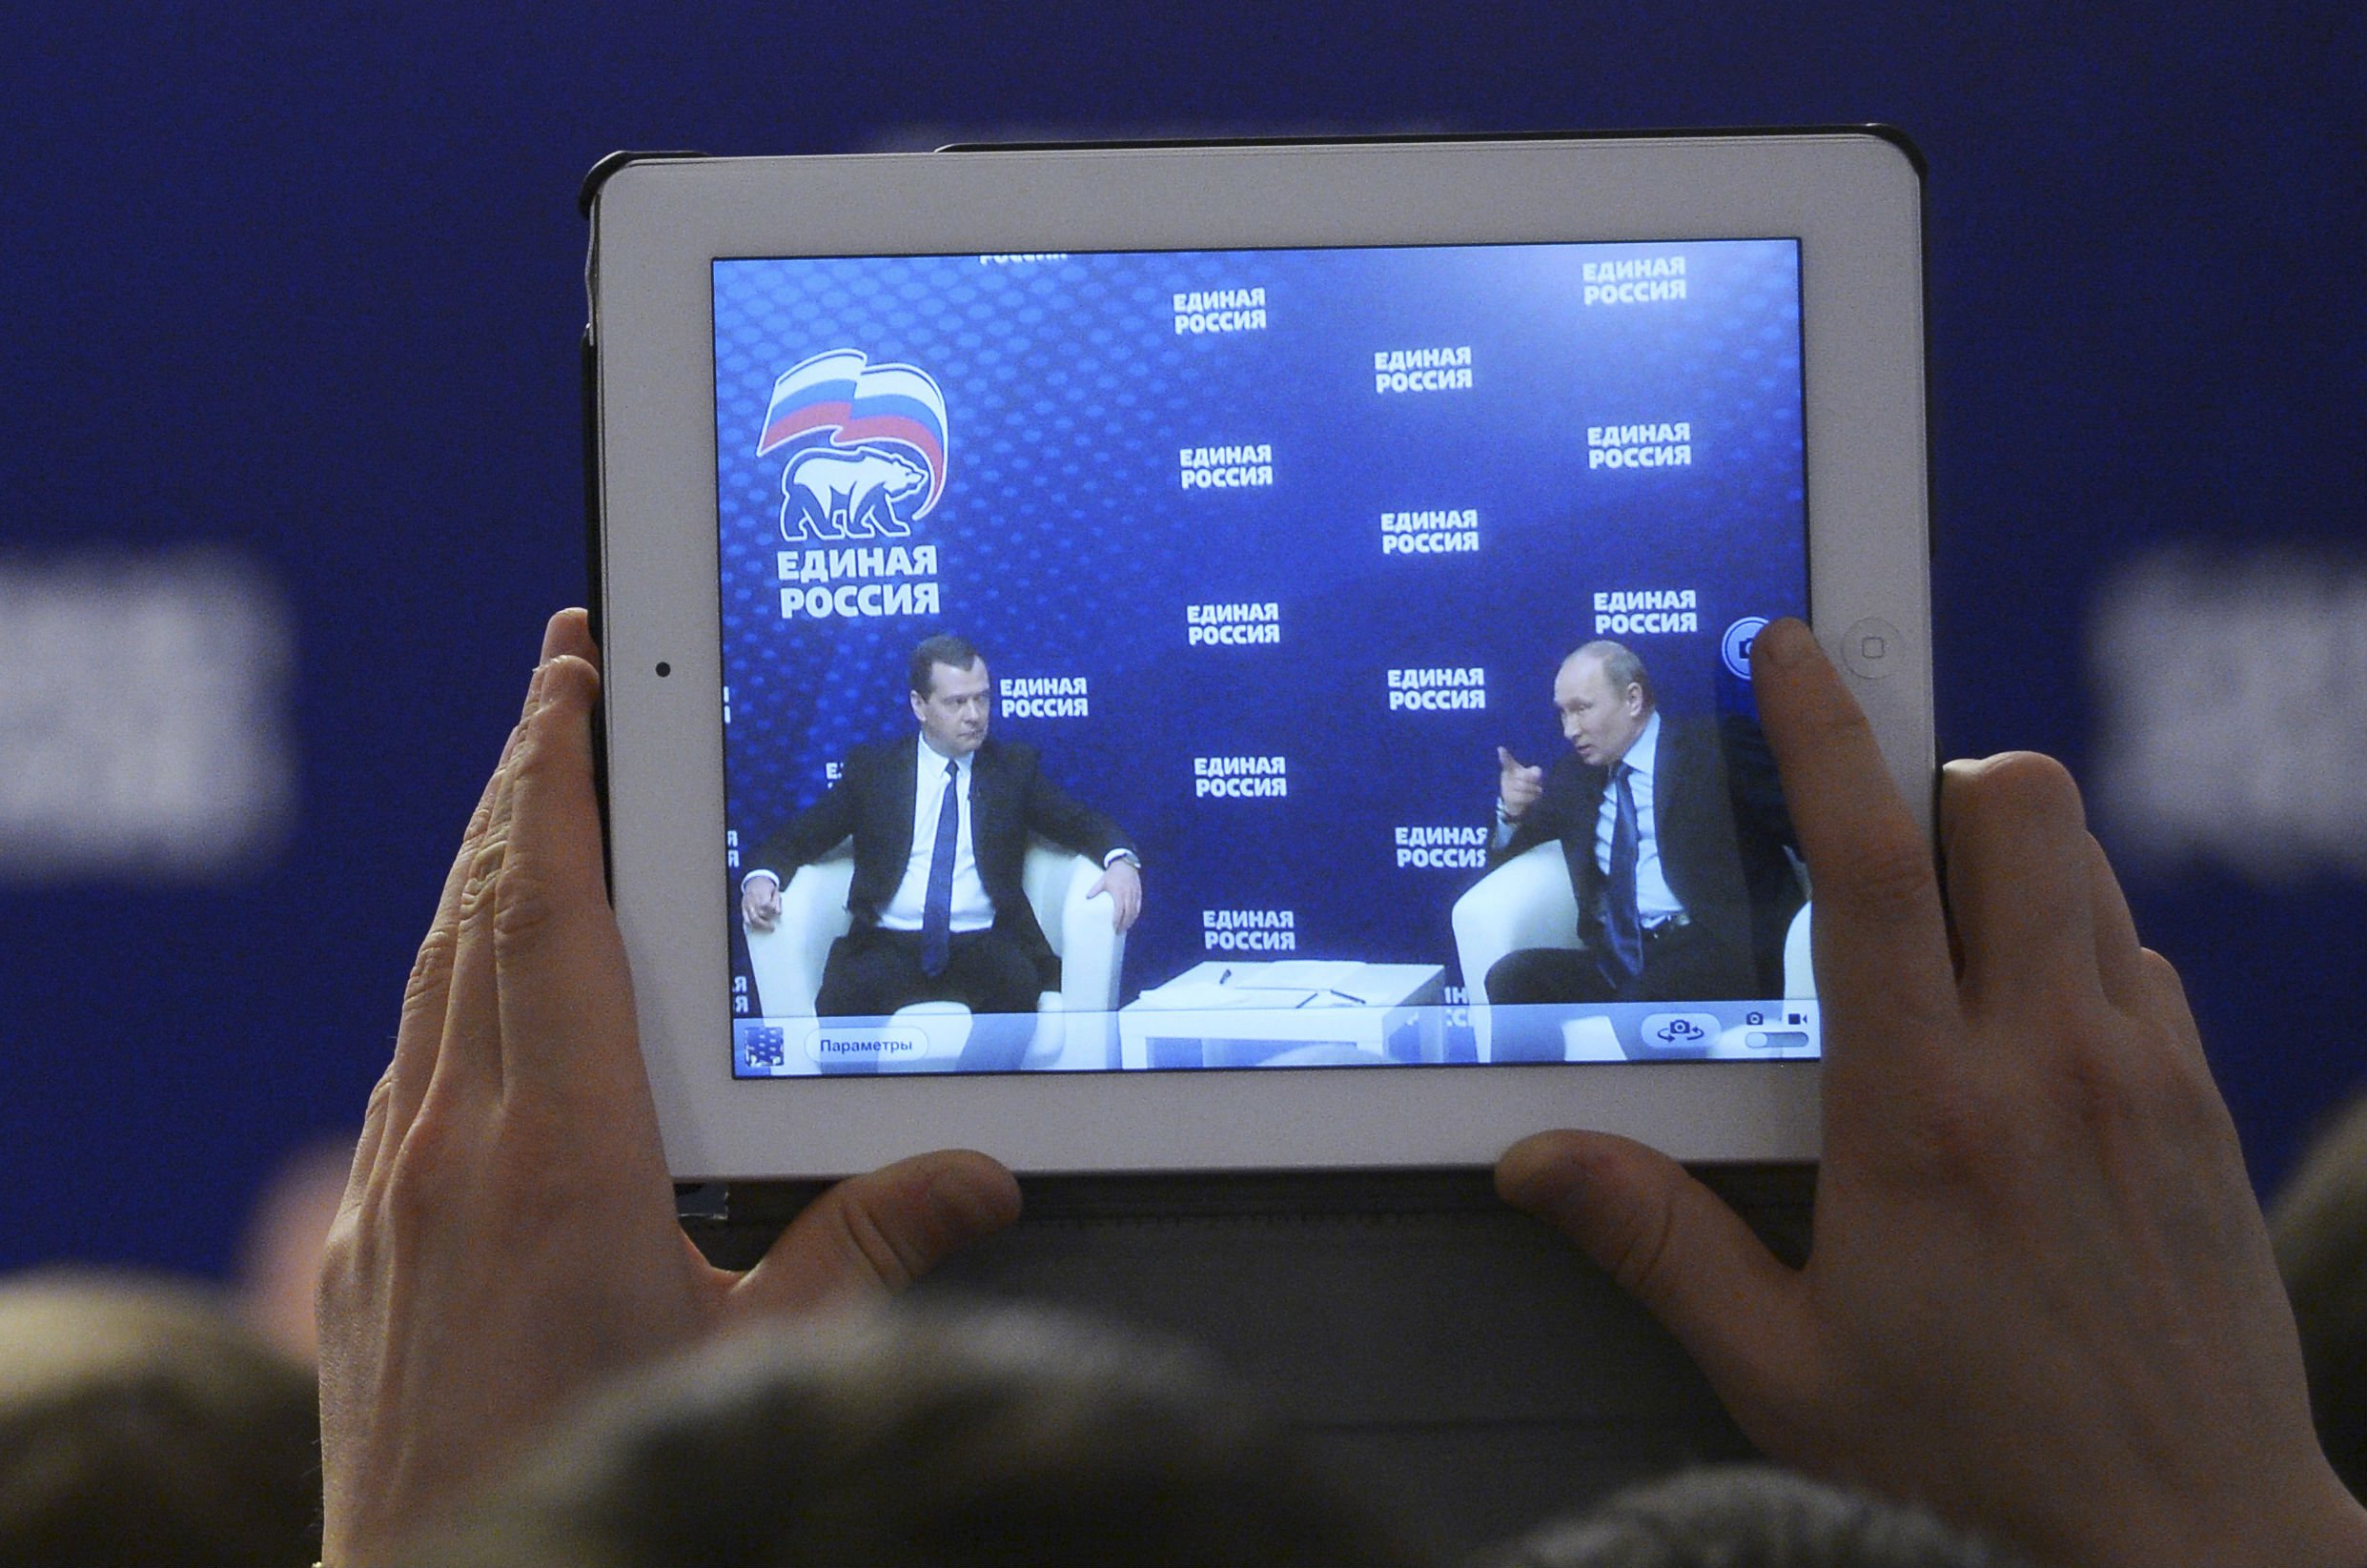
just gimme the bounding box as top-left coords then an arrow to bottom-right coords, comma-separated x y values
1595,710 -> 1684,926
875,734 -> 996,933
742,733 -> 1137,907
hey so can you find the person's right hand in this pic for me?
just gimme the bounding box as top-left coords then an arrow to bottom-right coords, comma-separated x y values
1496,618 -> 2367,1568
742,872 -> 782,931
1497,746 -> 1545,820
318,611 -> 1021,1568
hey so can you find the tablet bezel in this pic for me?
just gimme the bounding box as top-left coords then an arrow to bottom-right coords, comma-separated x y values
587,132 -> 1932,1180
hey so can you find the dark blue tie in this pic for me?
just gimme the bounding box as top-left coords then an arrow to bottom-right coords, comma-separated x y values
920,758 -> 960,976
1602,762 -> 1644,986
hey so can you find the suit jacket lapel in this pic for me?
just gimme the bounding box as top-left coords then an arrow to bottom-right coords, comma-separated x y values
1650,727 -> 1679,845
885,739 -> 921,874
1586,764 -> 1613,855
969,741 -> 1013,865
1656,721 -> 1720,867
1566,763 -> 1609,915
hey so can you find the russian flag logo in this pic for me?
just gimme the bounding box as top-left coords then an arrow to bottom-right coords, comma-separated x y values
757,350 -> 950,519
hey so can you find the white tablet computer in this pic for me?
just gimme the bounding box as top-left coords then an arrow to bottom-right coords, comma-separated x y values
583,131 -> 1932,1180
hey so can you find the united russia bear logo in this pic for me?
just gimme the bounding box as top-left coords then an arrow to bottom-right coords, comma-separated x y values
756,350 -> 950,543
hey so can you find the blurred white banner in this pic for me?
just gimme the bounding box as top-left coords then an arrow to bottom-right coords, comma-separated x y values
2092,549 -> 2367,882
0,550 -> 294,882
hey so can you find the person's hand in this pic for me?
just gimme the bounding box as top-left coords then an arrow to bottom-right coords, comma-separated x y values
1497,745 -> 1544,820
317,610 -> 1021,1568
1496,618 -> 2367,1568
1088,857 -> 1143,933
742,871 -> 782,931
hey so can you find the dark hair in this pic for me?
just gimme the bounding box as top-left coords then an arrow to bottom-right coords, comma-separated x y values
1562,641 -> 1655,710
1484,1466 -> 2031,1568
909,635 -> 984,697
407,1305 -> 1431,1568
0,1271 -> 322,1568
2273,1087 -> 2367,1499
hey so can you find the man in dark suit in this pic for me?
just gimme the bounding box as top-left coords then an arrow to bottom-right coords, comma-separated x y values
740,635 -> 1142,1020
1485,641 -> 1800,1029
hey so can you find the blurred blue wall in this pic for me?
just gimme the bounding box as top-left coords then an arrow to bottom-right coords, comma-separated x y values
2,1 -> 2359,1275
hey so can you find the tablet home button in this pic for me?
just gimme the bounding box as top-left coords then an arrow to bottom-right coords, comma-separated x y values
1841,617 -> 1903,680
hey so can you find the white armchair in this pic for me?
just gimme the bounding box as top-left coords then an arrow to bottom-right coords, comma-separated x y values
743,838 -> 1127,1070
1451,844 -> 1817,1061
1450,841 -> 1581,1062
1783,899 -> 1814,999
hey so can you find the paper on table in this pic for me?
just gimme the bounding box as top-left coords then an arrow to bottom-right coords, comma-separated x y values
1231,960 -> 1363,991
1133,977 -> 1318,1010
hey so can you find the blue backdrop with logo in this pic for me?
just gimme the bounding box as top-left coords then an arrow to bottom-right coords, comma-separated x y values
713,241 -> 1803,1025
0,3 -> 2358,1276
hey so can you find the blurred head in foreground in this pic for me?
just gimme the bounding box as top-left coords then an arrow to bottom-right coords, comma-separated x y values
235,1131 -> 357,1363
0,1270 -> 321,1568
2272,1086 -> 2367,1501
1485,1465 -> 2031,1568
405,1304 -> 1430,1568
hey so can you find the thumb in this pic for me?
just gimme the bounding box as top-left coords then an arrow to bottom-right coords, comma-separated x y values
1498,746 -> 1522,772
1497,1130 -> 1801,1398
735,1150 -> 1022,1314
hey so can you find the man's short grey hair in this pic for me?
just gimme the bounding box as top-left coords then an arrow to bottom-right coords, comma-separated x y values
2272,1086 -> 2367,1502
1486,1465 -> 2034,1568
0,1271 -> 324,1568
1563,640 -> 1654,709
410,1304 -> 1429,1568
909,634 -> 984,697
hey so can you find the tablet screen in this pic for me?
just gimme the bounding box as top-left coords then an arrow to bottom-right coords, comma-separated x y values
712,237 -> 1812,1077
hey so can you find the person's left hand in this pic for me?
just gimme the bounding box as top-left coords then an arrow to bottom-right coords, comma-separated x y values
316,610 -> 1022,1568
1494,620 -> 2367,1568
1089,857 -> 1144,932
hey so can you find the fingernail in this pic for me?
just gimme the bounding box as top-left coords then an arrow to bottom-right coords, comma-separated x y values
930,1158 -> 1022,1230
1507,1175 -> 1580,1229
1524,1164 -> 1599,1232
1754,618 -> 1810,668
1497,1135 -> 1565,1206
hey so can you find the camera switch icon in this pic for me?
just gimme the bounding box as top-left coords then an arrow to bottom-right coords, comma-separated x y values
1640,1012 -> 1721,1052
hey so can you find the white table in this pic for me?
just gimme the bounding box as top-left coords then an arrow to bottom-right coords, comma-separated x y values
1118,960 -> 1446,1069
